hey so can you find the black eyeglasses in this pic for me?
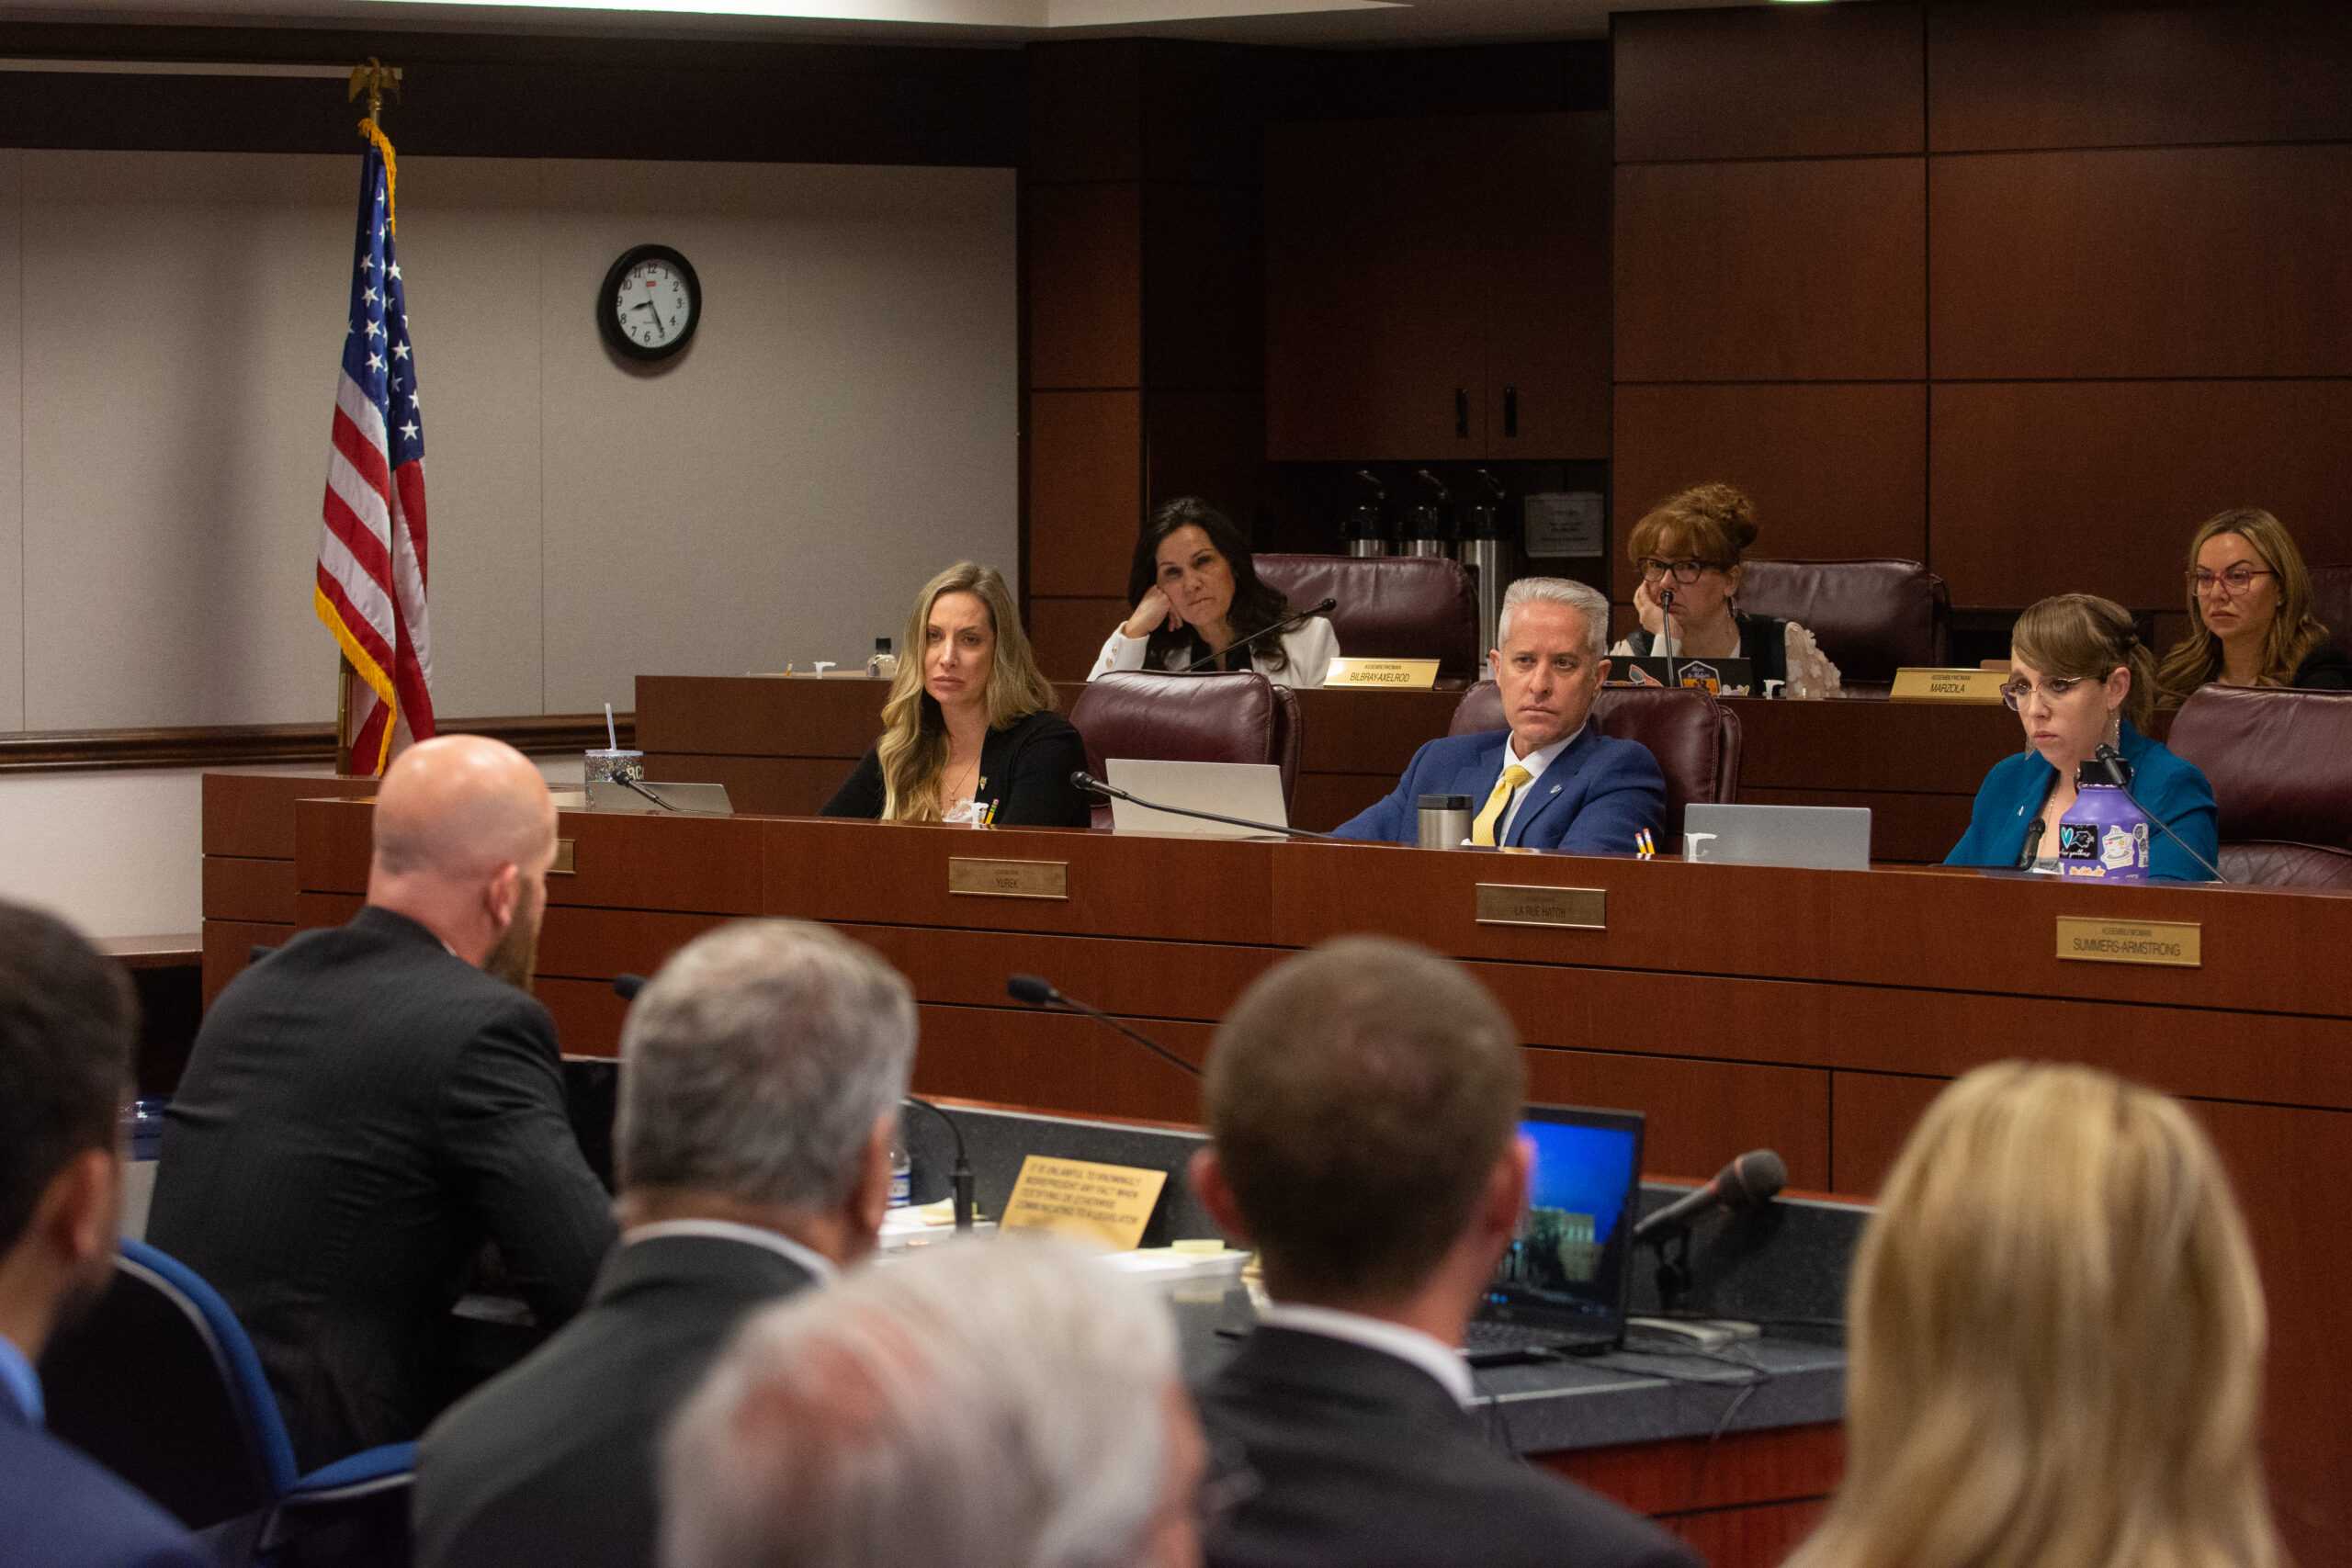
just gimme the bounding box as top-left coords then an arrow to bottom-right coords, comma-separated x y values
2188,567 -> 2275,597
1636,558 -> 1713,585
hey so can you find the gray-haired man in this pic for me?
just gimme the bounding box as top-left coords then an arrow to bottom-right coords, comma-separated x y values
412,919 -> 917,1568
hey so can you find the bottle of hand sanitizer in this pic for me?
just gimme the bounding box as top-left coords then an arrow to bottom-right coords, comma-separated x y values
867,637 -> 898,680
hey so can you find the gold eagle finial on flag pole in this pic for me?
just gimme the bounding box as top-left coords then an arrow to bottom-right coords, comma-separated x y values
347,57 -> 401,122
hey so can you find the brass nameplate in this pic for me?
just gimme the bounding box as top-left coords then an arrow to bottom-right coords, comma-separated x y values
550,840 -> 577,876
1890,667 -> 2007,703
1324,657 -> 1442,690
948,857 -> 1069,900
1475,884 -> 1606,931
2055,917 -> 2200,969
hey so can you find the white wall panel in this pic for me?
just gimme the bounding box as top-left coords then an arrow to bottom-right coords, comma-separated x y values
0,150 -> 22,733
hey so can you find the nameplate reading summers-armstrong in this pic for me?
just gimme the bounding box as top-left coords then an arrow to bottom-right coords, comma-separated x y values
2054,917 -> 2201,969
947,858 -> 1069,900
999,1156 -> 1167,1252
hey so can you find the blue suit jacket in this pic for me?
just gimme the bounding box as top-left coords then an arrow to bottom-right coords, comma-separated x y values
1944,720 -> 2220,883
0,1392 -> 209,1568
1335,727 -> 1667,853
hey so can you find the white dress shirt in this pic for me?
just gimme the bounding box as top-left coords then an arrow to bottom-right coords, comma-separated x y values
1258,1302 -> 1476,1408
1495,724 -> 1584,843
619,1218 -> 839,1283
1089,617 -> 1340,690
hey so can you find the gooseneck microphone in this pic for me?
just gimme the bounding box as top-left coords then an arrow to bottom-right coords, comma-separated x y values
614,775 -> 683,812
2087,743 -> 2231,885
614,974 -> 646,1000
2018,816 -> 2045,869
900,1096 -> 977,1232
1177,598 -> 1339,675
1070,771 -> 1345,841
1657,585 -> 1676,662
1631,1149 -> 1786,1245
1006,974 -> 1200,1079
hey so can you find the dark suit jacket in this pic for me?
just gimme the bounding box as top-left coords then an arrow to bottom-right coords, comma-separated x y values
0,1392 -> 210,1568
820,707 -> 1091,827
1333,728 -> 1666,854
412,1232 -> 821,1568
146,906 -> 617,1472
1197,1328 -> 1702,1568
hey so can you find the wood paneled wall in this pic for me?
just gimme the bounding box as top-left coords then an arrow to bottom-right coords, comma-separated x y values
1611,0 -> 2352,623
1023,41 -> 1268,681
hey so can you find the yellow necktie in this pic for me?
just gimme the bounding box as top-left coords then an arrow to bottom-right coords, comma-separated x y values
1471,764 -> 1532,847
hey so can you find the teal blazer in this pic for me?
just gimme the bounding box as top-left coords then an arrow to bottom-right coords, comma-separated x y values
1943,720 -> 2220,882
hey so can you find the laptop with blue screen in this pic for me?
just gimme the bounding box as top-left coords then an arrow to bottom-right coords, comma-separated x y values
1463,1103 -> 1645,1364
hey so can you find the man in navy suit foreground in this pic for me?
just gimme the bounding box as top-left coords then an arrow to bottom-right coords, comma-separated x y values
0,901 -> 206,1568
1189,938 -> 1701,1568
1335,578 -> 1664,853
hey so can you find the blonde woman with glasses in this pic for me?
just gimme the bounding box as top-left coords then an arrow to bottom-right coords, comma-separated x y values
1944,594 -> 2218,881
1784,1061 -> 2281,1568
2155,506 -> 2350,705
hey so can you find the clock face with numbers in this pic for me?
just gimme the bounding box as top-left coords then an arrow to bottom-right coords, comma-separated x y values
597,244 -> 701,363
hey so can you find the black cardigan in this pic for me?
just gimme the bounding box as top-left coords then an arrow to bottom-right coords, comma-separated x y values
2292,645 -> 2352,690
820,708 -> 1091,828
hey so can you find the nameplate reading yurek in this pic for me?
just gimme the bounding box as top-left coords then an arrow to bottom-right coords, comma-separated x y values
999,1156 -> 1167,1252
2054,917 -> 2201,969
1323,657 -> 1442,690
947,858 -> 1069,900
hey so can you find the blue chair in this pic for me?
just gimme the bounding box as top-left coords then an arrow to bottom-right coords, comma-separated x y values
39,1238 -> 414,1565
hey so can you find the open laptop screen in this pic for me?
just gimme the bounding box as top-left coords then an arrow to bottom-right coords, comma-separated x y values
1483,1104 -> 1645,1337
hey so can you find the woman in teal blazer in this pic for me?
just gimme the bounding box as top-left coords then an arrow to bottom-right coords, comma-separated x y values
1946,595 -> 2220,883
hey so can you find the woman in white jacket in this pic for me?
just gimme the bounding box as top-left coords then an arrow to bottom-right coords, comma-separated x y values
1089,498 -> 1339,689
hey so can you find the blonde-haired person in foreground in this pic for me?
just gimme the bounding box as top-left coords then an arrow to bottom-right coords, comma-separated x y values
1784,1062 -> 2280,1568
662,1235 -> 1205,1568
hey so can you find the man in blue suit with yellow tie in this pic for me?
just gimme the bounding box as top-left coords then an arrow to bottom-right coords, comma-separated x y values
1336,579 -> 1665,853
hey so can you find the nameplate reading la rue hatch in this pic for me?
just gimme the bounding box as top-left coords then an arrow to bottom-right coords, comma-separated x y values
947,857 -> 1068,900
549,840 -> 577,876
2055,917 -> 2201,969
1890,668 -> 2007,703
999,1156 -> 1167,1251
1475,884 -> 1607,931
1323,657 -> 1442,690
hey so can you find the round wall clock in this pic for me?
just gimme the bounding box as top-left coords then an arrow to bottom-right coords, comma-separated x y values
598,244 -> 701,362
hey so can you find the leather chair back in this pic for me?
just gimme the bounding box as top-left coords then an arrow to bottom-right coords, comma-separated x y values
1736,559 -> 1951,684
1068,671 -> 1301,829
2311,564 -> 2352,661
1255,554 -> 1481,684
1448,682 -> 1740,840
2166,685 -> 2352,887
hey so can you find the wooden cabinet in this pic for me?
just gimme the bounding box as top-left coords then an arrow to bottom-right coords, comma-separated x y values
1264,112 -> 1610,461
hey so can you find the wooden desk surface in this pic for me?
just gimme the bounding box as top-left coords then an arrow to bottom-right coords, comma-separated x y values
267,799 -> 2352,1565
633,674 -> 2021,861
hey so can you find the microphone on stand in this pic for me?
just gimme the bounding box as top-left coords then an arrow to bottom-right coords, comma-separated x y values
1177,598 -> 1338,675
1657,585 -> 1676,664
2088,743 -> 2231,884
1631,1149 -> 1786,1245
1070,771 -> 1346,841
1006,974 -> 1200,1079
900,1096 -> 977,1232
2018,816 -> 2045,870
614,974 -> 646,1000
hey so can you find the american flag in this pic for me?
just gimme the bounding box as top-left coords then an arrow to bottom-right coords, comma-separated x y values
316,119 -> 435,776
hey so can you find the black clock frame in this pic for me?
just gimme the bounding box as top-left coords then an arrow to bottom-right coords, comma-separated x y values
597,243 -> 701,363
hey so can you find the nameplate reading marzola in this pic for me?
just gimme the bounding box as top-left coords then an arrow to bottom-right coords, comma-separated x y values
1474,884 -> 1607,931
999,1155 -> 1167,1252
1890,668 -> 2007,703
2054,917 -> 2200,969
947,857 -> 1069,900
1323,657 -> 1442,690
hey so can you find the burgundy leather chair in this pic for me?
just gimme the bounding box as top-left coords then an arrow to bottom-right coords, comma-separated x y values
1066,671 -> 1302,830
2165,685 -> 2352,889
1447,682 -> 1740,841
2310,564 -> 2352,661
1255,554 -> 1481,686
1736,559 -> 1951,686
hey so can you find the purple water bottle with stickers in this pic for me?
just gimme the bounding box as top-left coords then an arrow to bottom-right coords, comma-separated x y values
2055,765 -> 2151,882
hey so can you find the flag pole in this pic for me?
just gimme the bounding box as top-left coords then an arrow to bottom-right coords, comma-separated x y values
335,58 -> 401,779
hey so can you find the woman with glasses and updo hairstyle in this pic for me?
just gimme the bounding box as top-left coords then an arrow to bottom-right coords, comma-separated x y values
1610,483 -> 1840,698
1946,593 -> 2218,881
822,562 -> 1091,828
1784,1061 -> 2281,1568
2155,506 -> 2350,705
1090,497 -> 1339,689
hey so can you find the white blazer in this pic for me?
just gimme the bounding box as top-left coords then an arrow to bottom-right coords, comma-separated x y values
1088,617 -> 1340,690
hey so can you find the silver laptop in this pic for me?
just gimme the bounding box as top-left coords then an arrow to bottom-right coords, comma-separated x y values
582,780 -> 735,817
1681,803 -> 1871,871
1104,759 -> 1289,838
